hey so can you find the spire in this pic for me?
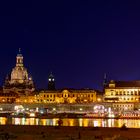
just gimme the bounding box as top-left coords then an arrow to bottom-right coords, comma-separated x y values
103,73 -> 107,87
49,72 -> 54,79
19,48 -> 21,54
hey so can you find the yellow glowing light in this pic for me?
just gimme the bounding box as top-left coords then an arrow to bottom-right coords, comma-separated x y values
30,113 -> 35,117
79,108 -> 83,111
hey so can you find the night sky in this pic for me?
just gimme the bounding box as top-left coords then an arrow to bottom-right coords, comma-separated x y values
0,1 -> 140,90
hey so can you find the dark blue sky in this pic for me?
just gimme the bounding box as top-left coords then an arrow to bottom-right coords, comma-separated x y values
0,1 -> 140,90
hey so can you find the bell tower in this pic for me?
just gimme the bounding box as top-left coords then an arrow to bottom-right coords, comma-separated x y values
16,48 -> 23,67
48,72 -> 55,90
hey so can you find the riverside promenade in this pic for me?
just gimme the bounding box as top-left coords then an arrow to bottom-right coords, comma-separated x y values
0,125 -> 139,140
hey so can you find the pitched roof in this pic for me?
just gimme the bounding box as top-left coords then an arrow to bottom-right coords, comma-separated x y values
108,80 -> 140,88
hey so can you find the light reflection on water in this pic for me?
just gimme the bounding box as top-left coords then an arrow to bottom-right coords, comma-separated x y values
1,117 -> 140,128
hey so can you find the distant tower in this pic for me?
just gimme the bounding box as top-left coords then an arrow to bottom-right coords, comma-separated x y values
16,48 -> 24,67
48,72 -> 55,90
103,73 -> 107,88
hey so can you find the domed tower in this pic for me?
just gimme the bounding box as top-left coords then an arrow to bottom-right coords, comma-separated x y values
3,48 -> 35,95
48,72 -> 55,90
10,48 -> 28,84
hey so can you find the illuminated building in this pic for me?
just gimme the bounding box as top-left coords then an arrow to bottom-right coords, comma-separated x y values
16,89 -> 97,104
104,80 -> 140,102
3,49 -> 35,96
104,80 -> 140,110
0,90 -> 18,103
35,89 -> 97,104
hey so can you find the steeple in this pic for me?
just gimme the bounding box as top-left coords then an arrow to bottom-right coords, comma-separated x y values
16,48 -> 23,67
48,72 -> 55,90
103,73 -> 107,88
19,48 -> 21,54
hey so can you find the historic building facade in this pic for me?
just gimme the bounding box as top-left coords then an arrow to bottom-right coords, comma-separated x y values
3,49 -> 35,96
104,80 -> 140,111
16,73 -> 97,104
104,80 -> 140,102
16,89 -> 97,104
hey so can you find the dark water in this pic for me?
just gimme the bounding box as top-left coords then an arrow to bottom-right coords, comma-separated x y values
0,117 -> 140,128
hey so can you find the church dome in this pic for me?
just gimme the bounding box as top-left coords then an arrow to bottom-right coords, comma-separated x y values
3,48 -> 35,95
11,66 -> 28,84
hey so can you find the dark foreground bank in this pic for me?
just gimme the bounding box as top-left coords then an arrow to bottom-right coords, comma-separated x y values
0,125 -> 139,140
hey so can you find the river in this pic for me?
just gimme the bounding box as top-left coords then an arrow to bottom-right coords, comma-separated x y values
0,117 -> 140,128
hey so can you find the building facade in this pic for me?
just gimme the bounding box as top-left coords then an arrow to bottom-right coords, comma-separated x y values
104,80 -> 140,103
16,89 -> 97,104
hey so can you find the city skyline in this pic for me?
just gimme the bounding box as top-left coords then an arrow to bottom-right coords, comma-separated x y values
1,1 -> 140,89
1,48 -> 140,91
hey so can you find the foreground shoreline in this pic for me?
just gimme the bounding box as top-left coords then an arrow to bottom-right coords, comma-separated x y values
0,125 -> 139,139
